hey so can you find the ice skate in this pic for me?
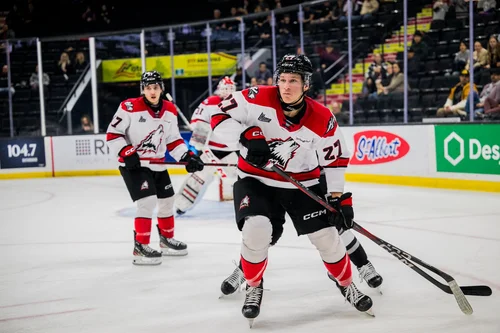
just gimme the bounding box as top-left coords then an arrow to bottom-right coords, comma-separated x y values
335,279 -> 374,316
133,232 -> 162,266
242,280 -> 264,328
157,225 -> 188,256
358,261 -> 383,294
176,208 -> 186,215
220,263 -> 246,298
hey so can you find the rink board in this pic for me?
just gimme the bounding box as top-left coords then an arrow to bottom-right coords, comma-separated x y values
0,124 -> 498,192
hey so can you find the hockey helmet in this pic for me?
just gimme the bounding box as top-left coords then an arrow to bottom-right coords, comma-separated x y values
140,71 -> 165,93
274,54 -> 314,86
216,76 -> 236,99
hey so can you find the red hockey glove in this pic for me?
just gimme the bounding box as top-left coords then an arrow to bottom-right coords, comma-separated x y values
180,151 -> 204,173
327,192 -> 354,230
119,145 -> 141,170
240,126 -> 270,168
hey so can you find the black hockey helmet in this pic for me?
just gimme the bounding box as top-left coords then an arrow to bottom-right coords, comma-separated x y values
274,54 -> 314,86
140,70 -> 164,93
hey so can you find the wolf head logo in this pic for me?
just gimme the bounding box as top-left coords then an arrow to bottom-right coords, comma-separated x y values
137,125 -> 164,154
268,137 -> 299,169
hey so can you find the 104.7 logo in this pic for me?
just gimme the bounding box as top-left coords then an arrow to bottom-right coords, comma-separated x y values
350,130 -> 410,165
0,138 -> 46,169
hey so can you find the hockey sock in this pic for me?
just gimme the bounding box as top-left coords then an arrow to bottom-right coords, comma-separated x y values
241,256 -> 267,287
347,239 -> 369,268
135,217 -> 152,244
158,216 -> 174,238
324,253 -> 353,287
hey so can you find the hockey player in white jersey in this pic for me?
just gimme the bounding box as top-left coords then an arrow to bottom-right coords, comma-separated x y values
106,71 -> 204,265
175,76 -> 241,215
211,54 -> 373,326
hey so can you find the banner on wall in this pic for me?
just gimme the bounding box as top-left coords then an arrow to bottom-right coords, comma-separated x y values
435,124 -> 500,175
102,53 -> 237,83
0,137 -> 46,169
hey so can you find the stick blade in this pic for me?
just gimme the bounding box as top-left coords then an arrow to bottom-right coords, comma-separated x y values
460,285 -> 492,296
449,280 -> 473,315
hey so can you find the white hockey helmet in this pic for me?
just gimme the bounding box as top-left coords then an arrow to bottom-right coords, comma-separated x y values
216,76 -> 236,99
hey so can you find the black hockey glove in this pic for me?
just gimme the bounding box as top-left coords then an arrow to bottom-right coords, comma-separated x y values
119,145 -> 141,170
240,126 -> 271,168
180,150 -> 204,173
327,193 -> 354,230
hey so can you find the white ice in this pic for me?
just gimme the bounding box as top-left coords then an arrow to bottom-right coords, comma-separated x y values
0,175 -> 499,333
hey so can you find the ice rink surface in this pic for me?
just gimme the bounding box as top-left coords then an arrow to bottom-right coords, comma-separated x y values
0,175 -> 499,333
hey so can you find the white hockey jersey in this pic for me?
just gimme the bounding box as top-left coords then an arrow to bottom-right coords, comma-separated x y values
211,86 -> 350,193
106,97 -> 188,172
190,95 -> 242,152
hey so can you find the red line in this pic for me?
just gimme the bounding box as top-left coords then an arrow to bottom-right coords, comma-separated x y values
0,298 -> 71,309
0,308 -> 94,322
50,136 -> 55,177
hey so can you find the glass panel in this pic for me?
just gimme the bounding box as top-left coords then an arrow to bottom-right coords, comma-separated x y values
0,40 -> 13,137
95,32 -> 141,134
4,38 -> 40,136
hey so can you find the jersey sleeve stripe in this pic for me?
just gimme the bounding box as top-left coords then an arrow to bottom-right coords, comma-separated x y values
323,157 -> 349,168
238,157 -> 321,181
166,138 -> 185,152
106,132 -> 125,141
211,113 -> 231,130
191,119 -> 209,124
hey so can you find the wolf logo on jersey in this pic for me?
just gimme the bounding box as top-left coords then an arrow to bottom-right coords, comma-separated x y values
268,137 -> 300,169
137,124 -> 164,154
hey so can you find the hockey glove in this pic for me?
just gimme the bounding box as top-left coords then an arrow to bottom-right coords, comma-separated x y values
327,193 -> 354,230
119,145 -> 141,170
180,150 -> 204,173
240,126 -> 271,168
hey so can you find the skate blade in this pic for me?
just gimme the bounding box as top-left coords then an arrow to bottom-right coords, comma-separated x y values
376,287 -> 383,295
364,308 -> 375,317
132,258 -> 162,266
161,248 -> 188,256
248,318 -> 255,328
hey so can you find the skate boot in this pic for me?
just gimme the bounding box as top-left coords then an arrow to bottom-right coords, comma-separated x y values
133,232 -> 162,266
157,225 -> 188,256
242,280 -> 264,328
335,280 -> 374,316
220,263 -> 246,297
358,261 -> 383,289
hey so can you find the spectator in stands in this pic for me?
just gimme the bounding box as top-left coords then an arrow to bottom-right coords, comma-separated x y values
431,0 -> 449,30
329,101 -> 348,123
82,5 -> 97,27
74,52 -> 88,73
453,41 -> 470,74
254,62 -> 273,83
0,64 -> 15,97
57,52 -> 74,81
476,0 -> 497,16
319,43 -> 345,83
98,4 -> 113,28
29,65 -> 50,94
407,47 -> 421,75
411,31 -> 429,61
466,41 -> 489,71
484,68 -> 500,116
309,1 -> 334,32
234,67 -> 251,89
360,0 -> 379,18
381,61 -> 408,95
450,0 -> 468,19
367,53 -> 387,81
0,23 -> 15,40
76,114 -> 94,134
278,14 -> 297,46
468,68 -> 500,117
360,76 -> 377,100
436,69 -> 478,118
381,60 -> 394,87
486,35 -> 500,69
237,0 -> 251,15
250,77 -> 258,87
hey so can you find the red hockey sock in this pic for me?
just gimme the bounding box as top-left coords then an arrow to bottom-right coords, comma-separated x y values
158,216 -> 174,238
135,217 -> 152,244
241,256 -> 268,287
324,253 -> 353,287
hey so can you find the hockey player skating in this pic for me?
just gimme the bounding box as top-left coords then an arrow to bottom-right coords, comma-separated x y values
106,71 -> 204,265
220,173 -> 383,297
211,54 -> 374,326
175,76 -> 242,215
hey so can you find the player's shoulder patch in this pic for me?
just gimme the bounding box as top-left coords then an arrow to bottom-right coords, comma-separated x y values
241,85 -> 278,105
203,95 -> 223,106
120,97 -> 144,112
303,98 -> 338,137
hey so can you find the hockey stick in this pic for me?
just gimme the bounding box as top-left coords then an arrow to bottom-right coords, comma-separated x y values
269,164 -> 491,313
149,161 -> 237,167
165,93 -> 194,131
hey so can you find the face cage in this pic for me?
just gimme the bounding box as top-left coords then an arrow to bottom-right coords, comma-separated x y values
140,81 -> 165,95
217,84 -> 236,99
